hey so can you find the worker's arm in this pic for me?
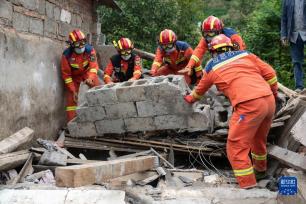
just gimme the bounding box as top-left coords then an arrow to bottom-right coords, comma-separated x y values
87,49 -> 99,80
130,55 -> 142,80
185,47 -> 203,77
104,60 -> 114,84
61,55 -> 76,93
251,54 -> 278,98
184,71 -> 213,103
186,38 -> 208,68
150,48 -> 164,76
231,34 -> 246,50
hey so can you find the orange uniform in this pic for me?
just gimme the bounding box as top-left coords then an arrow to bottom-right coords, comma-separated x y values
187,28 -> 246,69
61,44 -> 100,121
192,50 -> 277,188
104,54 -> 142,84
152,41 -> 203,85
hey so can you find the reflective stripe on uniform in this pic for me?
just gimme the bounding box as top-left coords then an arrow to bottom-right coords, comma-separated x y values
191,55 -> 200,63
212,52 -> 249,71
267,76 -> 277,85
133,70 -> 142,75
233,166 -> 254,177
153,61 -> 162,67
66,106 -> 77,111
164,57 -> 171,63
176,57 -> 186,64
251,152 -> 267,161
191,90 -> 202,100
64,77 -> 73,84
70,63 -> 79,68
104,74 -> 111,79
83,60 -> 89,67
89,68 -> 97,73
194,65 -> 203,72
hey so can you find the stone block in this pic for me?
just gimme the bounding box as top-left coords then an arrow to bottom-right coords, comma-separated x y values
60,8 -> 71,23
187,113 -> 210,132
116,81 -> 146,102
154,115 -> 188,130
13,12 -> 29,32
124,117 -> 156,132
76,106 -> 106,122
105,102 -> 137,119
0,1 -> 13,20
158,96 -> 194,115
55,156 -> 157,187
95,119 -> 125,134
14,0 -> 38,11
58,22 -> 71,37
44,19 -> 57,34
45,1 -> 54,19
29,18 -> 43,35
136,101 -> 169,117
86,84 -> 118,106
37,0 -> 45,15
54,6 -> 60,21
68,119 -> 97,137
145,79 -> 182,101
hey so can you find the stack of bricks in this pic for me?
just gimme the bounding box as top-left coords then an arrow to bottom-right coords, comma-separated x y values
68,75 -> 213,137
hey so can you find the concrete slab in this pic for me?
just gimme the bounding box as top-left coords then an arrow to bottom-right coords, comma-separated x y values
0,189 -> 125,204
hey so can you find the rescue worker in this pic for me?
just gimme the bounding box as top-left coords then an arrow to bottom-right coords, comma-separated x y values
184,34 -> 278,189
104,38 -> 142,84
150,29 -> 203,85
61,29 -> 100,122
179,15 -> 246,76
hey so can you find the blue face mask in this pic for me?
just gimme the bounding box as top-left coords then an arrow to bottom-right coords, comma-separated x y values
74,47 -> 85,54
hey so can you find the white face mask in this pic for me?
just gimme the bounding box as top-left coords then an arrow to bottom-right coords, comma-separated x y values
165,47 -> 176,54
74,47 -> 85,54
121,54 -> 131,60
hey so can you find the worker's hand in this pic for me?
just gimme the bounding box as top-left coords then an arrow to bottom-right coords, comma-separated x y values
106,81 -> 114,85
184,95 -> 196,104
73,91 -> 78,103
178,67 -> 193,76
281,37 -> 289,47
150,68 -> 157,76
128,78 -> 136,82
85,78 -> 94,86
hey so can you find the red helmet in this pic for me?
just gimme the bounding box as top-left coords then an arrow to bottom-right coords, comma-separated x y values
69,29 -> 86,43
159,29 -> 177,45
201,16 -> 223,38
209,34 -> 233,51
113,38 -> 134,56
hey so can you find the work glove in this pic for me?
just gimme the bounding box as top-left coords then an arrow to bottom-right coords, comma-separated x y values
184,95 -> 197,104
150,68 -> 158,76
73,91 -> 78,103
85,78 -> 94,86
281,37 -> 289,47
128,78 -> 136,82
178,66 -> 193,76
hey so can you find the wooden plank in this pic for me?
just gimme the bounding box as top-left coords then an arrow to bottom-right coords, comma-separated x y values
291,111 -> 306,146
67,158 -> 101,164
110,150 -> 152,161
268,145 -> 306,171
0,150 -> 30,171
55,156 -> 157,187
12,153 -> 34,185
0,127 -> 34,154
278,82 -> 298,98
150,148 -> 174,169
136,174 -> 160,186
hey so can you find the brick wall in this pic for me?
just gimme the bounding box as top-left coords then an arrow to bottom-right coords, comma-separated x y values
0,0 -> 97,42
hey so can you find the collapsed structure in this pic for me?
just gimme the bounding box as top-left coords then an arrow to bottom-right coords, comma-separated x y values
68,75 -> 231,137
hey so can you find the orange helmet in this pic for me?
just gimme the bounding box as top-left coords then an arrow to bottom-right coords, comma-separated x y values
208,34 -> 233,51
69,29 -> 86,43
201,16 -> 223,39
159,29 -> 177,46
113,38 -> 134,56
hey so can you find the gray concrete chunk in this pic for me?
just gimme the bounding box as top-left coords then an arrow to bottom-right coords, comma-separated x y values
124,117 -> 156,132
76,106 -> 106,122
13,13 -> 30,32
45,1 -> 54,19
116,82 -> 146,102
68,119 -> 97,137
86,85 -> 118,106
105,102 -> 137,119
187,113 -> 210,132
136,101 -> 170,117
154,115 -> 188,130
39,150 -> 67,166
0,1 -> 13,20
95,119 -> 125,134
29,18 -> 43,35
44,19 -> 57,34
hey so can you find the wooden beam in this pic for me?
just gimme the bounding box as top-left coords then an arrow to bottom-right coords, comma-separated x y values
55,156 -> 157,187
278,82 -> 298,98
268,145 -> 306,171
0,150 -> 31,171
12,153 -> 34,185
0,127 -> 34,154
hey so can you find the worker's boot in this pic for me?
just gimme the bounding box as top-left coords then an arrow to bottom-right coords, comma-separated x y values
254,170 -> 267,181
